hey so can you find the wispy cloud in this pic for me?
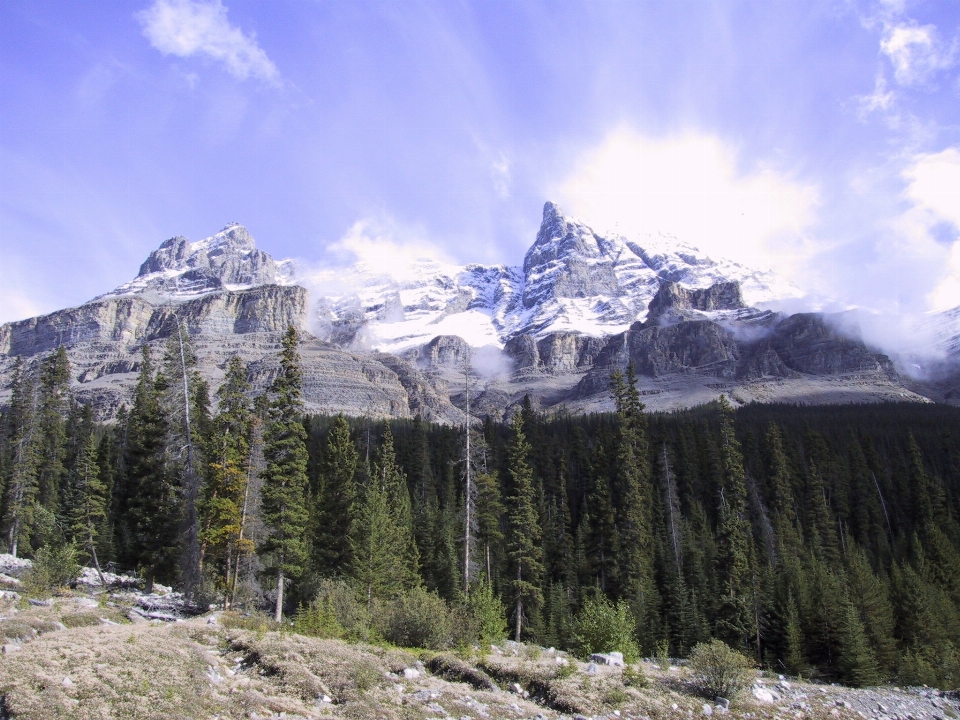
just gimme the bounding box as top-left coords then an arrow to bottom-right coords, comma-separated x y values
138,0 -> 279,84
880,22 -> 954,87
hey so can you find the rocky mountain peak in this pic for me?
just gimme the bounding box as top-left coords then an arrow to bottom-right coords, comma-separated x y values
645,280 -> 748,326
524,201 -> 606,275
101,224 -> 288,301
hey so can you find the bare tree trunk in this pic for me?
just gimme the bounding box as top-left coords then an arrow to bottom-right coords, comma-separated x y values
514,564 -> 523,642
463,355 -> 472,596
275,568 -> 284,623
89,526 -> 107,587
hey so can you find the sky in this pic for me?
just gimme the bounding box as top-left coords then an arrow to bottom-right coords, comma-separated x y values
1,0 -> 959,329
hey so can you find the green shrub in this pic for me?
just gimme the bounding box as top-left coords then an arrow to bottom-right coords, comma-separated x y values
688,639 -> 754,699
312,579 -> 376,642
465,580 -> 507,650
656,638 -> 671,671
380,587 -> 453,649
293,596 -> 345,639
573,594 -> 639,662
23,543 -> 80,597
622,664 -> 649,688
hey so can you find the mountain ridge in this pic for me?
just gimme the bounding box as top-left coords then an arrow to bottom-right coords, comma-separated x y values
1,202 -> 957,419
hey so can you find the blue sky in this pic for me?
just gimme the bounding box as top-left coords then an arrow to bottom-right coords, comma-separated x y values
1,0 -> 959,326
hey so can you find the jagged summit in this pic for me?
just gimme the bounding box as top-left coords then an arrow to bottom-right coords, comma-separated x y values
307,201 -> 804,354
98,224 -> 295,301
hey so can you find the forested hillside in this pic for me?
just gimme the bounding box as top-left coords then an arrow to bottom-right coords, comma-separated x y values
2,328 -> 959,690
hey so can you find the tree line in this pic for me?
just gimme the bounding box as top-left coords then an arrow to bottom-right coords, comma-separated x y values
1,327 -> 959,689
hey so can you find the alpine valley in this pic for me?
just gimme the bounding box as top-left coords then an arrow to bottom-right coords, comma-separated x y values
2,202 -> 959,421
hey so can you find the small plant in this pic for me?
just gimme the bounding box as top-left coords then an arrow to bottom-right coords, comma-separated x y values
555,661 -> 576,680
22,542 -> 80,597
294,597 -> 345,639
623,663 -> 649,688
656,638 -> 671,671
573,593 -> 640,662
604,687 -> 629,706
688,639 -> 754,700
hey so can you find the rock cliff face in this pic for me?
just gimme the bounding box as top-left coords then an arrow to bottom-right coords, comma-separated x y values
573,282 -> 899,400
0,281 -> 462,423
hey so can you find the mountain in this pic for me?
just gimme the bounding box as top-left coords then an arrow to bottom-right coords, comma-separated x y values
306,201 -> 802,354
0,203 -> 953,421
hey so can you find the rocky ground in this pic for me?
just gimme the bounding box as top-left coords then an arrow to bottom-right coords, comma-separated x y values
0,558 -> 956,720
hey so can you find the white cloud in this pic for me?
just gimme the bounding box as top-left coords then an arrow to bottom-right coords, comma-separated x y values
319,218 -> 455,280
880,23 -> 953,86
856,72 -> 896,118
138,0 -> 279,83
491,153 -> 511,198
554,128 -> 819,276
901,147 -> 960,309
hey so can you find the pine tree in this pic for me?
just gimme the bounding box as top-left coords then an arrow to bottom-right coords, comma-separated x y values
314,414 -> 359,576
34,346 -> 70,535
156,322 -> 207,597
260,326 -> 310,622
611,363 -> 659,649
504,410 -> 544,642
2,359 -> 41,557
200,356 -> 253,606
714,397 -> 755,650
350,425 -> 420,604
122,345 -> 177,591
65,411 -> 108,584
474,456 -> 505,583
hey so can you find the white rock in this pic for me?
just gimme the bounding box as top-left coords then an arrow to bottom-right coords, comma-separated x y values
403,667 -> 420,679
703,703 -> 714,716
61,676 -> 74,688
320,695 -> 332,703
753,687 -> 778,703
3,644 -> 21,654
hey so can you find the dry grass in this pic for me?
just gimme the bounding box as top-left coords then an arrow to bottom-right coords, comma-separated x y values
2,602 -> 952,720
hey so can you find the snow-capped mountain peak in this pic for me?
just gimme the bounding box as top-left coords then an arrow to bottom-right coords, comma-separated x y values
97,223 -> 295,300
91,203 -> 804,355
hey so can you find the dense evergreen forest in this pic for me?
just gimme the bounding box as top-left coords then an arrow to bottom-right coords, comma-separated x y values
2,327 -> 959,690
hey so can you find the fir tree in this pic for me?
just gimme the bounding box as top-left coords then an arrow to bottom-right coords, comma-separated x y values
504,411 -> 544,641
350,425 -> 420,604
611,363 -> 659,649
122,345 -> 177,591
1,360 -> 40,557
714,397 -> 755,650
34,346 -> 70,533
313,414 -> 359,577
260,326 -> 310,622
156,323 -> 207,597
200,356 -> 253,606
65,411 -> 108,584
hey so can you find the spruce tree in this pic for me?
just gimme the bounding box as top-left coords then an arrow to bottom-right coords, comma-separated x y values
714,397 -> 755,650
34,346 -> 70,533
314,414 -> 359,576
350,424 -> 420,604
65,413 -> 108,584
200,355 -> 253,606
2,359 -> 41,557
260,326 -> 310,622
504,411 -> 544,641
122,345 -> 177,591
157,323 -> 207,596
611,363 -> 659,649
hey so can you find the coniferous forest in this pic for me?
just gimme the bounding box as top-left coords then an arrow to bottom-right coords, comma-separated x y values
2,327 -> 960,690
